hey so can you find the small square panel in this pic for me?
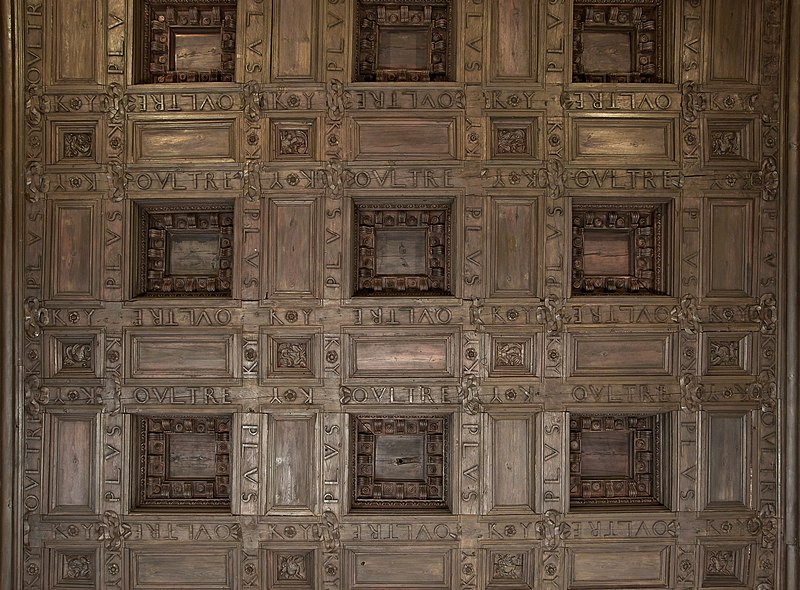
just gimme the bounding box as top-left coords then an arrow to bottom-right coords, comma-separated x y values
487,334 -> 538,378
700,544 -> 752,588
353,201 -> 453,297
571,202 -> 669,296
135,415 -> 231,510
569,414 -> 665,509
137,1 -> 237,84
270,119 -> 317,161
355,0 -> 453,82
134,201 -> 234,297
263,547 -> 316,590
483,547 -> 535,589
47,546 -> 99,589
261,330 -> 321,384
351,415 -> 450,510
573,1 -> 668,83
703,117 -> 757,167
490,119 -> 538,160
45,331 -> 103,381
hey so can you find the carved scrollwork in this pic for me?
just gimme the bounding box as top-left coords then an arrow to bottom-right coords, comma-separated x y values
107,160 -> 126,202
457,374 -> 481,415
326,79 -> 345,122
748,369 -> 777,411
680,81 -> 705,124
98,510 -> 132,551
750,293 -> 777,334
242,80 -> 262,123
323,158 -> 345,200
64,555 -> 92,578
24,374 -> 49,418
747,503 -> 778,549
545,156 -> 566,201
24,297 -> 49,338
105,83 -> 124,125
25,85 -> 49,126
537,296 -> 568,335
25,161 -> 48,203
243,160 -> 262,201
469,298 -> 485,332
758,156 -> 779,201
680,374 -> 704,412
535,509 -> 570,550
672,294 -> 701,334
321,510 -> 340,551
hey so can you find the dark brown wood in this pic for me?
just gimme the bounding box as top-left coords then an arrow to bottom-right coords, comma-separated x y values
4,0 -> 798,588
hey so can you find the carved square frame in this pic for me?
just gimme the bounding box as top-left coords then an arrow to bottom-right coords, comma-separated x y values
134,414 -> 232,510
260,328 -> 322,385
571,201 -> 669,296
262,546 -> 317,589
133,200 -> 235,298
485,329 -> 540,380
353,0 -> 455,82
350,414 -> 450,511
45,545 -> 100,590
569,414 -> 665,509
44,329 -> 104,382
270,118 -> 317,162
482,546 -> 535,589
702,115 -> 759,168
352,200 -> 453,297
699,543 -> 752,588
490,118 -> 538,160
136,0 -> 238,84
572,0 -> 667,84
46,117 -> 104,169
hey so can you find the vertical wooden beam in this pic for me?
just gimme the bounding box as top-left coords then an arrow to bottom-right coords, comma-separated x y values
0,0 -> 16,589
785,0 -> 800,587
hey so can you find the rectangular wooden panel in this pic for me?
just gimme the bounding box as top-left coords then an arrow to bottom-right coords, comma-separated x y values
490,0 -> 538,82
129,547 -> 236,589
267,199 -> 319,298
569,116 -> 678,165
48,0 -> 101,85
46,413 -> 97,515
490,198 -> 539,297
703,198 -> 754,298
48,200 -> 100,301
346,546 -> 453,589
704,411 -> 751,510
352,117 -> 458,160
343,328 -> 459,382
124,329 -> 240,384
484,414 -> 535,514
267,413 -> 317,514
567,545 -> 671,588
707,0 -> 758,84
272,0 -> 317,80
129,117 -> 239,164
568,333 -> 674,377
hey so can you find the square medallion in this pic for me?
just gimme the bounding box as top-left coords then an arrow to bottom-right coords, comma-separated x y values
350,415 -> 450,510
135,415 -> 231,510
